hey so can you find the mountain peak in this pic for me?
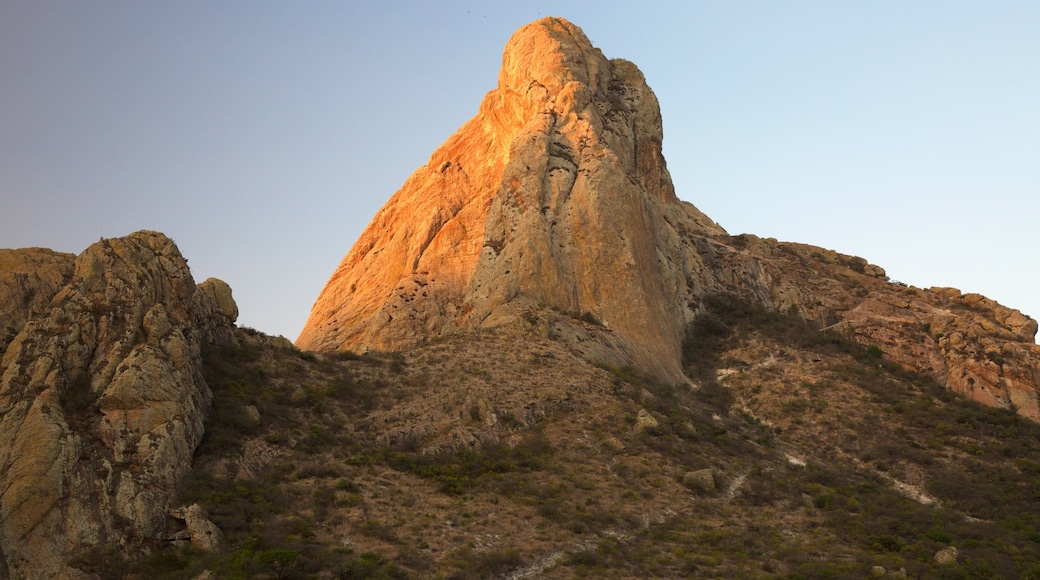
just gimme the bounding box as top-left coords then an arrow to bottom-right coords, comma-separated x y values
497,17 -> 603,109
296,18 -> 724,381
298,19 -> 1040,420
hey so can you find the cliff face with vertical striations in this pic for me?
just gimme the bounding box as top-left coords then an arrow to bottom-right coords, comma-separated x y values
296,17 -> 726,382
297,17 -> 1040,420
0,231 -> 237,579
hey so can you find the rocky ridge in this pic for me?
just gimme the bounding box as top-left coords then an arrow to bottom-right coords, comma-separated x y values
0,231 -> 237,579
298,17 -> 1040,420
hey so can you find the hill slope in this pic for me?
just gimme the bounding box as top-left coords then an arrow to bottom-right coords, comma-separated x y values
117,300 -> 1040,578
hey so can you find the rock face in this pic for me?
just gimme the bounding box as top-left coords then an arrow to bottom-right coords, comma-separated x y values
0,248 -> 76,360
713,236 -> 1040,420
298,17 -> 1040,419
0,231 -> 237,579
297,17 -> 725,381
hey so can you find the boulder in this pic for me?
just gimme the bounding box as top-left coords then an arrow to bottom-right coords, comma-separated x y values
636,408 -> 659,430
169,504 -> 223,553
934,546 -> 958,565
682,469 -> 716,493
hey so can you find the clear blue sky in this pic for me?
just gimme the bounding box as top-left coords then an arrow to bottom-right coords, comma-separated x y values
2,1 -> 1037,339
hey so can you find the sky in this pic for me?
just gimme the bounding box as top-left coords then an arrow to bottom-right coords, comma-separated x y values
1,1 -> 1037,340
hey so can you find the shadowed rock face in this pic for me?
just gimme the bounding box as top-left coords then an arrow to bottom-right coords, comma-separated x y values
0,248 -> 76,361
298,17 -> 1040,418
0,231 -> 237,579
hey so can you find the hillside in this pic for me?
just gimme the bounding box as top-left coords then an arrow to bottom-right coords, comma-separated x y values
96,299 -> 1040,578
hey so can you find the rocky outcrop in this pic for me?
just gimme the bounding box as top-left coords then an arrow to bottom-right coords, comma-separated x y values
193,277 -> 240,346
842,287 -> 1040,418
0,231 -> 237,579
463,22 -> 727,381
298,17 -> 1040,419
168,504 -> 223,553
709,235 -> 1040,420
297,17 -> 725,381
0,248 -> 76,360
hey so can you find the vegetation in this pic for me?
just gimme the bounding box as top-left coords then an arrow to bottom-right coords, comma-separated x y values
97,297 -> 1040,578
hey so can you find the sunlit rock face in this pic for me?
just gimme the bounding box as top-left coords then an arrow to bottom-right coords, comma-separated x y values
298,17 -> 1040,418
296,17 -> 725,382
0,231 -> 237,579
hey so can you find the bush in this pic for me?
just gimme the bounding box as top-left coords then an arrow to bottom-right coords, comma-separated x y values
255,548 -> 300,578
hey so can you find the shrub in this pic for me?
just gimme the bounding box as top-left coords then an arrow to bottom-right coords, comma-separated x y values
255,548 -> 300,579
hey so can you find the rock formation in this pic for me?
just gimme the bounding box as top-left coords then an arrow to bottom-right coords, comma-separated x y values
0,248 -> 76,360
297,17 -> 726,381
298,17 -> 1039,419
712,235 -> 1040,420
0,231 -> 237,579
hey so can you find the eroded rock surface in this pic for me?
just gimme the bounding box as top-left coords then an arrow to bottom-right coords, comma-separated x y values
0,248 -> 76,360
169,503 -> 223,553
712,235 -> 1040,420
0,231 -> 237,579
298,17 -> 1040,419
297,17 -> 725,381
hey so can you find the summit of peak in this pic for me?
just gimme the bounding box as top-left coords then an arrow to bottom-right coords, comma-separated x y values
497,17 -> 604,97
298,17 -> 724,381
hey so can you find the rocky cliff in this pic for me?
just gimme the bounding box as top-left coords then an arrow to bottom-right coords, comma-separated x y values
0,231 -> 237,579
0,248 -> 76,361
298,17 -> 1040,420
296,17 -> 726,381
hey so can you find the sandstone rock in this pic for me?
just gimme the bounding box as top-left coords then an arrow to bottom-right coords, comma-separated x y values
0,231 -> 237,579
297,17 -> 724,382
870,565 -> 886,577
682,469 -> 716,493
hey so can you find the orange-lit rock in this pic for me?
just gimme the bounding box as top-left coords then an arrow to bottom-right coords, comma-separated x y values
298,17 -> 1040,419
297,17 -> 724,381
